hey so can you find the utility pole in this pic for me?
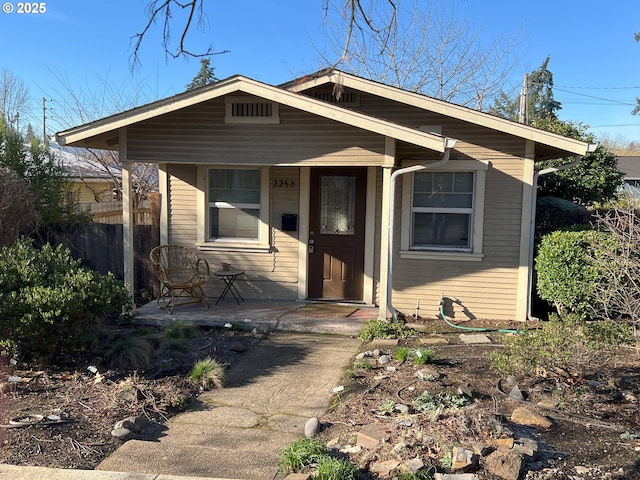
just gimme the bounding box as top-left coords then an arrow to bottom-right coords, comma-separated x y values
518,73 -> 528,124
42,97 -> 47,143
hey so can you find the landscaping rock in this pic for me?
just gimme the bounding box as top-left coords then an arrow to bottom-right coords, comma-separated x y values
419,336 -> 449,345
416,366 -> 440,380
403,456 -> 424,473
111,427 -> 136,441
304,417 -> 320,438
370,459 -> 400,476
508,385 -> 524,401
378,354 -> 391,365
372,338 -> 399,347
356,423 -> 388,448
488,438 -> 515,449
116,415 -> 147,433
484,448 -> 524,480
452,446 -> 478,471
536,398 -> 558,409
459,333 -> 491,344
434,474 -> 478,480
513,437 -> 539,461
510,407 -> 552,429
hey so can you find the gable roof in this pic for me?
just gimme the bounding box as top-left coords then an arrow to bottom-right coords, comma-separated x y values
283,69 -> 598,159
55,75 -> 447,153
617,155 -> 640,179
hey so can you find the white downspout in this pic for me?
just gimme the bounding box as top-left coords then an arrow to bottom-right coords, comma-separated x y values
387,138 -> 457,322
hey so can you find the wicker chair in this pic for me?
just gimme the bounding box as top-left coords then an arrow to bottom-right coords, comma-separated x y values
150,245 -> 210,312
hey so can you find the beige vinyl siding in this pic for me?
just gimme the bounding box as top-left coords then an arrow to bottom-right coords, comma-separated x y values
388,142 -> 526,320
166,164 -> 301,301
167,165 -> 198,246
127,98 -> 386,166
372,168 -> 384,306
387,158 -> 524,320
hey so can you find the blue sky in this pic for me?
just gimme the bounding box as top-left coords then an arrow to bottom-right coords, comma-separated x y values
1,0 -> 639,143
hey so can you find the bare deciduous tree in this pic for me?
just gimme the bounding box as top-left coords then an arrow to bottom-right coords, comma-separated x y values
0,69 -> 30,131
589,206 -> 640,338
0,167 -> 36,246
131,0 -> 397,68
49,69 -> 158,203
320,1 -> 521,109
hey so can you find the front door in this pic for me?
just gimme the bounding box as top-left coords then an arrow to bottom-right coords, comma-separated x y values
308,168 -> 366,300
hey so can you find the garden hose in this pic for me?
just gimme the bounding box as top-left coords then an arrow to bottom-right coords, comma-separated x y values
439,297 -> 522,334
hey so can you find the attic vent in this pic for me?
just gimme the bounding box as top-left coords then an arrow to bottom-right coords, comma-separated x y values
225,96 -> 280,124
232,102 -> 272,117
312,90 -> 360,106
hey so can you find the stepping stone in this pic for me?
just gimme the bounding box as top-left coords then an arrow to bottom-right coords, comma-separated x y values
459,333 -> 491,344
420,336 -> 449,345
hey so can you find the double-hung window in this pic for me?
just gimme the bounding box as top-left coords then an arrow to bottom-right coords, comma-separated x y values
400,161 -> 488,261
208,169 -> 261,240
197,167 -> 270,250
412,171 -> 474,250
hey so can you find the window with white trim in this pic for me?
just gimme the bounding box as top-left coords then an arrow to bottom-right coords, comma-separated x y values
400,160 -> 488,261
412,171 -> 474,250
208,168 -> 261,241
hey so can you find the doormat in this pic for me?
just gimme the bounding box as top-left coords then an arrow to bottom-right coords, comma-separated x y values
297,303 -> 359,317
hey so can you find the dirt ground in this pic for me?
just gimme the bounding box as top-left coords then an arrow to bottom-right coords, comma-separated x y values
0,324 -> 261,470
0,319 -> 639,479
316,318 -> 640,479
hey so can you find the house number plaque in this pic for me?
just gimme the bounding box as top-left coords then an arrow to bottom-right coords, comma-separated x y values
272,179 -> 297,189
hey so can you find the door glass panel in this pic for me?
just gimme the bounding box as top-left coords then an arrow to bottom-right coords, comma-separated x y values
320,175 -> 356,235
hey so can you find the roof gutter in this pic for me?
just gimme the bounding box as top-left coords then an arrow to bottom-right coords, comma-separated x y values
386,138 -> 458,322
526,145 -> 597,321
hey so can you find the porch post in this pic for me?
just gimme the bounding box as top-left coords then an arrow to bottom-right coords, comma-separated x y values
120,128 -> 135,304
379,137 -> 396,320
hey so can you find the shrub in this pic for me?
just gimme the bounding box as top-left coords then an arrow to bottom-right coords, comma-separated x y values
0,238 -> 130,360
358,320 -> 415,342
107,337 -> 152,370
189,357 -> 225,390
535,229 -> 610,316
278,438 -> 327,474
412,390 -> 472,413
535,196 -> 591,242
488,313 -> 633,379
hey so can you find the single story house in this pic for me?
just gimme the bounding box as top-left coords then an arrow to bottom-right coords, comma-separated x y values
50,142 -> 118,204
617,155 -> 640,198
55,69 -> 596,321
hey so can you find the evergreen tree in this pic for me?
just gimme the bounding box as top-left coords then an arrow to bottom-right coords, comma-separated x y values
185,58 -> 218,91
489,58 -> 623,206
0,120 -> 85,228
526,56 -> 562,122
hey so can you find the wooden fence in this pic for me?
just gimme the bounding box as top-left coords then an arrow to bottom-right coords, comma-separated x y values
38,193 -> 162,299
79,199 -> 154,225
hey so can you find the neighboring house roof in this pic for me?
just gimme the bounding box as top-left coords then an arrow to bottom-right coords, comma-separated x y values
617,155 -> 640,179
49,143 -> 119,180
55,70 -> 596,160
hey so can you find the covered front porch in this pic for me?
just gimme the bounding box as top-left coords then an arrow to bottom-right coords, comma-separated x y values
132,299 -> 377,337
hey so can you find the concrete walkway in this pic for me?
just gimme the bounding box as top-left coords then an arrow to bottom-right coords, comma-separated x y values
0,302 -> 369,480
88,331 -> 358,480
